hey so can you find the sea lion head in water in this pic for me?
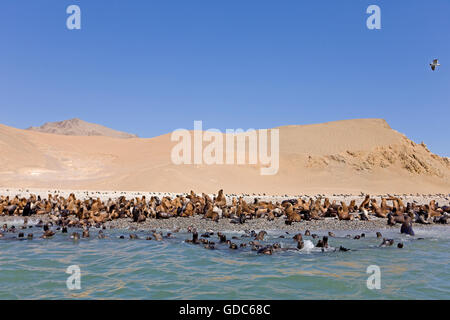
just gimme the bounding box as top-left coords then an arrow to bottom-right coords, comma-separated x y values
255,231 -> 267,241
316,236 -> 329,248
257,245 -> 273,255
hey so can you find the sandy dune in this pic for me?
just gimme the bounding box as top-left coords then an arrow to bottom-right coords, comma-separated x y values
0,118 -> 449,194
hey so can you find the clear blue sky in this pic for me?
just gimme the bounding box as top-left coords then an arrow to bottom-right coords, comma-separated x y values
1,0 -> 449,156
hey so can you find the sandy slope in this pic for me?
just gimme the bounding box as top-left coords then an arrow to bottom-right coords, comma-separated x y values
0,118 -> 449,194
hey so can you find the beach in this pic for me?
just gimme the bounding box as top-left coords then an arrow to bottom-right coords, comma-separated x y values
1,187 -> 448,232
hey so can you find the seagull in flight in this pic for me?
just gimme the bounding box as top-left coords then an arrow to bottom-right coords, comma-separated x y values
430,59 -> 440,71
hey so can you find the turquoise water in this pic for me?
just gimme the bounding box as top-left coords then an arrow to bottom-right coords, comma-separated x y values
0,221 -> 449,299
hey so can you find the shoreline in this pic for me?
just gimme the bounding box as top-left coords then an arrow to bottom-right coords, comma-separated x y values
0,214 -> 445,233
1,187 -> 448,233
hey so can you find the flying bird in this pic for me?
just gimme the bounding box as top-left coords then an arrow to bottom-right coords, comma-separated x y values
430,59 -> 440,71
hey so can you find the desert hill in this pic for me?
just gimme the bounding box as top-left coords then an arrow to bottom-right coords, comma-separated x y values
1,118 -> 449,194
26,118 -> 138,139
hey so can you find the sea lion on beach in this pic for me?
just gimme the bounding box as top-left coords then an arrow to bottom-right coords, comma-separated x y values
358,195 -> 371,211
214,189 -> 227,207
337,202 -> 353,220
387,213 -> 406,226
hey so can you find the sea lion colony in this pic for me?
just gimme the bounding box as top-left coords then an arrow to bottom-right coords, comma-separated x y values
0,189 -> 448,253
0,190 -> 448,226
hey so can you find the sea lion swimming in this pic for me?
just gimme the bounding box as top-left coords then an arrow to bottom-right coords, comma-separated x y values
380,238 -> 394,247
71,232 -> 80,240
98,230 -> 106,239
255,231 -> 267,241
316,236 -> 329,248
153,232 -> 163,241
292,233 -> 303,242
257,245 -> 273,255
82,228 -> 90,238
42,224 -> 55,238
229,243 -> 238,249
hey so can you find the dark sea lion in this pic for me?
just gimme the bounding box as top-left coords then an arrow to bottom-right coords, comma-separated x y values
218,233 -> 227,243
380,238 -> 394,247
257,246 -> 273,255
400,217 -> 414,236
376,232 -> 382,238
434,214 -> 448,224
293,233 -> 303,242
229,243 -> 238,249
27,233 -> 33,240
22,203 -> 32,217
316,236 -> 329,248
339,246 -> 350,252
42,225 -> 55,238
397,243 -> 404,248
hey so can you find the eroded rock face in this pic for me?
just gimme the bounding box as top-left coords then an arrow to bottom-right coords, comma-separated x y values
27,118 -> 138,139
